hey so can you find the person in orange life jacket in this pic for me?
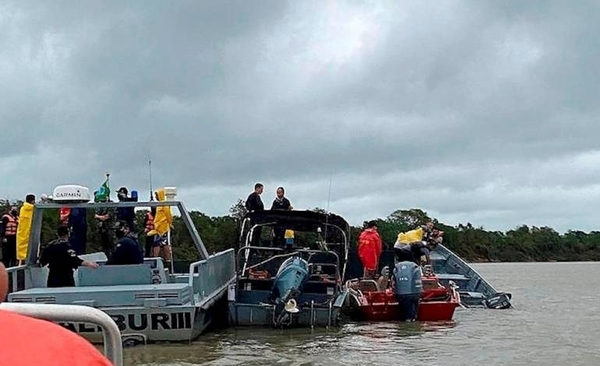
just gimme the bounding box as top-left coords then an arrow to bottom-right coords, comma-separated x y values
357,221 -> 383,279
39,226 -> 99,287
0,207 -> 19,267
245,183 -> 264,246
144,207 -> 156,257
59,207 -> 70,227
271,186 -> 293,247
0,262 -> 113,365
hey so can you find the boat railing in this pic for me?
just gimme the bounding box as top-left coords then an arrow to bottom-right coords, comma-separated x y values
236,247 -> 341,280
0,302 -> 123,366
5,264 -> 29,295
236,245 -> 284,274
188,248 -> 236,305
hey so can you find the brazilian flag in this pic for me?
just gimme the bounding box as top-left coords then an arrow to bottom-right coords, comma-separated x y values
94,178 -> 110,202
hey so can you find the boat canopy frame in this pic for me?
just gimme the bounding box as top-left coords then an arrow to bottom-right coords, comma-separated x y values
237,210 -> 350,282
25,200 -> 210,266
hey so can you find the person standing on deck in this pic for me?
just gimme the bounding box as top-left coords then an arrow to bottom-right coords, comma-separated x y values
16,194 -> 35,265
147,188 -> 173,265
68,207 -> 88,255
0,207 -> 19,267
391,260 -> 423,322
245,183 -> 264,246
107,221 -> 144,265
116,187 -> 136,233
144,207 -> 156,257
39,226 -> 99,287
420,221 -> 434,244
271,186 -> 292,247
94,192 -> 115,257
357,221 -> 383,279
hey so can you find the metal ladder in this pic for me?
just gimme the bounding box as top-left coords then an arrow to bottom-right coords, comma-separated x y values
0,303 -> 123,366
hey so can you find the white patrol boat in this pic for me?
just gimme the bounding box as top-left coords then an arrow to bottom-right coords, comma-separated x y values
4,184 -> 236,344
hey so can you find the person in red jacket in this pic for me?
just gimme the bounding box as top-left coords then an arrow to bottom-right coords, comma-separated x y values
0,262 -> 112,365
357,221 -> 382,279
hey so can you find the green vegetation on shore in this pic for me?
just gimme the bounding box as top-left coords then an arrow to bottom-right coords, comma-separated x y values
4,199 -> 600,263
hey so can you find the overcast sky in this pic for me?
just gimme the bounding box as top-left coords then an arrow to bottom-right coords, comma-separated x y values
1,0 -> 599,233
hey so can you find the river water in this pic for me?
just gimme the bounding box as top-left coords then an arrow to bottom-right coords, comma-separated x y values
122,262 -> 600,366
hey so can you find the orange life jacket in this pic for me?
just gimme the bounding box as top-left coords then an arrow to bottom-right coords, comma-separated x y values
145,212 -> 155,232
2,214 -> 17,236
59,207 -> 71,226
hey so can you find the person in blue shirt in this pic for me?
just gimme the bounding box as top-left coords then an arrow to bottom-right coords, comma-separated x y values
106,221 -> 143,265
68,207 -> 88,255
391,260 -> 423,322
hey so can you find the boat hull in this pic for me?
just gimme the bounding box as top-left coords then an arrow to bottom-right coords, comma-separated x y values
229,301 -> 343,327
5,249 -> 237,344
57,305 -> 207,344
431,244 -> 512,309
344,275 -> 460,322
349,289 -> 458,322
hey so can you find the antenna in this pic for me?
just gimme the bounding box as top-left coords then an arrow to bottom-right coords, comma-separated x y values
326,176 -> 333,213
323,175 -> 333,245
148,156 -> 154,201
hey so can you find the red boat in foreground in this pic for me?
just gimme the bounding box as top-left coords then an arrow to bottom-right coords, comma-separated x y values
345,272 -> 460,322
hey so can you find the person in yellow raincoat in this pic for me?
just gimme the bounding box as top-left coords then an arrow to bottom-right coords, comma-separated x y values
16,194 -> 36,264
393,227 -> 423,263
147,188 -> 173,262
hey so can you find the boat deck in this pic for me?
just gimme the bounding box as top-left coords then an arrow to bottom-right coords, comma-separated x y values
9,283 -> 192,307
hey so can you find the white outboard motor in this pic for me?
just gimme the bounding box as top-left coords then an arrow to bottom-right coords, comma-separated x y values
52,185 -> 92,203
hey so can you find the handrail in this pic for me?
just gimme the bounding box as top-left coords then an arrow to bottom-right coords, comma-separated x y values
188,249 -> 236,305
0,303 -> 123,366
188,259 -> 203,304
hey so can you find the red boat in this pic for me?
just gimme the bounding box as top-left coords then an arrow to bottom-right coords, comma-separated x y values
345,272 -> 460,322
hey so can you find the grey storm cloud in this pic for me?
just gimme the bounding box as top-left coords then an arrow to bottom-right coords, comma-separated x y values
1,0 -> 599,233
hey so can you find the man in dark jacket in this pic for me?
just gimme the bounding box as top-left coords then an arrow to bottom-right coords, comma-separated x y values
116,187 -> 136,233
245,183 -> 264,246
39,226 -> 99,287
245,183 -> 264,212
271,186 -> 293,247
270,187 -> 292,211
107,221 -> 143,265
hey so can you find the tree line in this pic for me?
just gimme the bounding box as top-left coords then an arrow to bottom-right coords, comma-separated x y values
4,199 -> 600,263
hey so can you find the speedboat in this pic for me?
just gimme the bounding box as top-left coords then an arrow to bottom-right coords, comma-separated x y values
228,210 -> 350,328
4,184 -> 236,344
344,268 -> 460,322
431,244 -> 512,309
